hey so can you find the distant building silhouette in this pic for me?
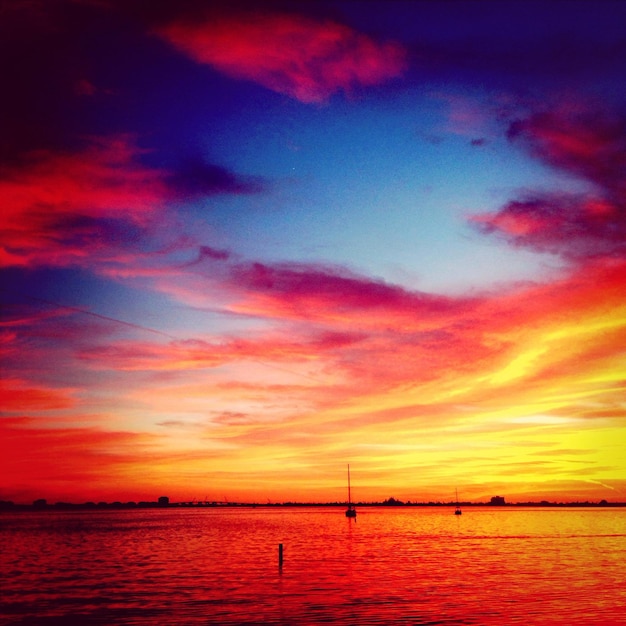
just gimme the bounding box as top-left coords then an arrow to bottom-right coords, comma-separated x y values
382,497 -> 404,505
158,496 -> 170,506
490,495 -> 506,505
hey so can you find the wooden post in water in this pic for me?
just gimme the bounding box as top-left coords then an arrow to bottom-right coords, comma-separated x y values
278,543 -> 283,567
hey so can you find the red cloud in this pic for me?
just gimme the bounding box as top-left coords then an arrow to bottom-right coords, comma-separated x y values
1,137 -> 268,270
2,137 -> 166,225
156,12 -> 407,103
0,137 -> 170,269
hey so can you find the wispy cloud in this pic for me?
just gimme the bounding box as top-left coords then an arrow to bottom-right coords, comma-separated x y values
1,379 -> 77,411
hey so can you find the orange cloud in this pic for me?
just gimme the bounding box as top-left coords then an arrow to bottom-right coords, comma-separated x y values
156,11 -> 407,103
0,378 -> 77,411
78,332 -> 360,372
4,239 -> 624,503
65,250 -> 626,445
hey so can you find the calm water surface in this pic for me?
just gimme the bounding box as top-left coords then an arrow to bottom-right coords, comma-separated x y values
1,507 -> 625,625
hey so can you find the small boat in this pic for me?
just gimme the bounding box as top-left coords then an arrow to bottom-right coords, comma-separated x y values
345,464 -> 357,518
454,488 -> 462,515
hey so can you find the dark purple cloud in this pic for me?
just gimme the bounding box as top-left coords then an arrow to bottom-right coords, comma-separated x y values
472,194 -> 626,260
472,105 -> 626,261
167,159 -> 266,199
506,109 -> 626,197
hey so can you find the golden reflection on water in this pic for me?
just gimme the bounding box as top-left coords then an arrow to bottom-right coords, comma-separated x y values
1,507 -> 625,624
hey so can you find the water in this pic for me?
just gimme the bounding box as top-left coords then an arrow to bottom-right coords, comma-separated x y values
1,507 -> 625,625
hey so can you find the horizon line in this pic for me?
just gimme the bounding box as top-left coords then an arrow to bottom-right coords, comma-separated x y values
3,498 -> 624,509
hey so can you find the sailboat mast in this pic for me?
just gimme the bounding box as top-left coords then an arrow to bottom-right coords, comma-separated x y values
348,464 -> 351,504
345,464 -> 357,517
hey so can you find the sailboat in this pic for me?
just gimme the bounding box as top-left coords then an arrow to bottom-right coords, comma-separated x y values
454,487 -> 462,515
345,464 -> 357,518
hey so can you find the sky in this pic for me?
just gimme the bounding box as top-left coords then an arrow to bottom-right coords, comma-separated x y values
2,0 -> 625,505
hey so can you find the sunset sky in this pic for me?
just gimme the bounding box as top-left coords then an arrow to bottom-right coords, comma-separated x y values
2,0 -> 625,505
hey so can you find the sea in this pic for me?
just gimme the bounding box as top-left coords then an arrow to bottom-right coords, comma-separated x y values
1,506 -> 625,625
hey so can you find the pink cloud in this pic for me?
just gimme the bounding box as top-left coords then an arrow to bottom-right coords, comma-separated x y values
225,261 -> 474,329
156,11 -> 407,103
76,251 -> 626,401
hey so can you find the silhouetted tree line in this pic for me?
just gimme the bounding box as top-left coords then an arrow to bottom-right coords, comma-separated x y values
0,497 -> 623,511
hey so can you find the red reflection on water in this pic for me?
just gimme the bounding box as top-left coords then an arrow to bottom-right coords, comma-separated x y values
1,507 -> 625,624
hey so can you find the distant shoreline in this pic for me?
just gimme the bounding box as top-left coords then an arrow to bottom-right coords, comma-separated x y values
2,499 -> 625,511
